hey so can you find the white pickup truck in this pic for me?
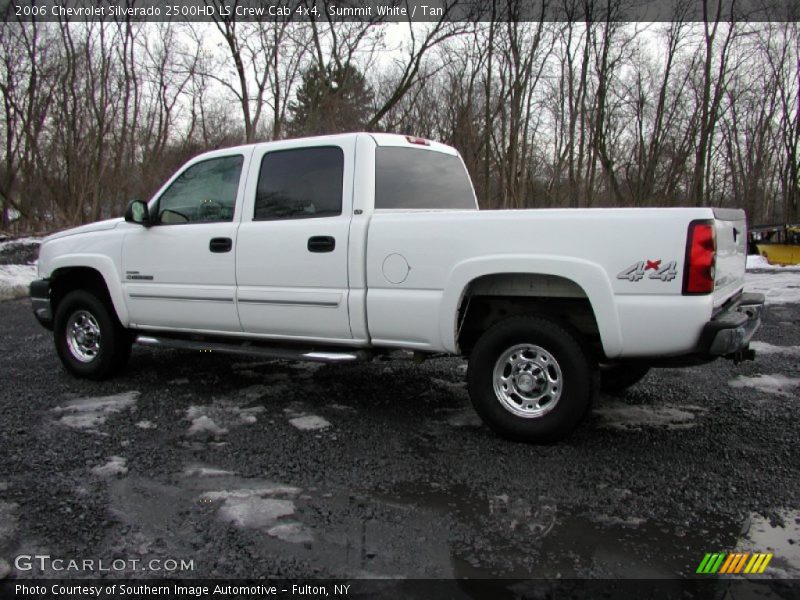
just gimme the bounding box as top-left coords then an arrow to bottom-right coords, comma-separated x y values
30,132 -> 764,442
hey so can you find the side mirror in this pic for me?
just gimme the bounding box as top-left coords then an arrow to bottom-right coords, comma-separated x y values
124,199 -> 151,226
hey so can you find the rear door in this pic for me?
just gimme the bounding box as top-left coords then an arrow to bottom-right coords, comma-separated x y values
235,138 -> 355,342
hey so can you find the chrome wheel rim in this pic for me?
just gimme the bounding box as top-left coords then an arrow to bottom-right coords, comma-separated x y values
66,310 -> 101,363
492,344 -> 562,418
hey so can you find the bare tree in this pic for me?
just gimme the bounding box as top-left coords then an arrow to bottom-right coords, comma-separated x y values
689,0 -> 738,206
1,14 -> 798,232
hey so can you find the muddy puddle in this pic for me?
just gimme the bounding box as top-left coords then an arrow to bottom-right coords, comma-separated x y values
375,484 -> 800,579
370,483 -> 732,578
96,468 -> 800,579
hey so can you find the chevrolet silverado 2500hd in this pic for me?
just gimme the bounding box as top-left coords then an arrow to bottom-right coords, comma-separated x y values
30,133 -> 764,442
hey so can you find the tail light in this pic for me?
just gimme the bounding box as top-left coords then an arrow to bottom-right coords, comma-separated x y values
682,220 -> 716,295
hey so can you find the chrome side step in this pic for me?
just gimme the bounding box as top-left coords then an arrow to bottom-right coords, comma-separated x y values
134,335 -> 369,363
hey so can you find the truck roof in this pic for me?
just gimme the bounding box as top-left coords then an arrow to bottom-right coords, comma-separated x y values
197,132 -> 458,158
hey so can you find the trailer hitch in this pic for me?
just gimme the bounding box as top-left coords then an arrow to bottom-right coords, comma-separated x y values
727,347 -> 757,364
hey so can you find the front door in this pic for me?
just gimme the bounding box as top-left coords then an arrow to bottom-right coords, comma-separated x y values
235,139 -> 354,342
122,151 -> 251,333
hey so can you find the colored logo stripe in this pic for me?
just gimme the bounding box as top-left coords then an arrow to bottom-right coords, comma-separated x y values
719,553 -> 737,573
697,553 -> 726,573
744,553 -> 773,574
724,553 -> 749,574
697,552 -> 774,574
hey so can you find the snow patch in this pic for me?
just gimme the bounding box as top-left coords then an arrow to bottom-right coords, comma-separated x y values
590,514 -> 647,528
53,392 -> 139,430
744,271 -> 800,305
282,402 -> 306,417
217,497 -> 295,529
185,403 -> 263,437
168,378 -> 190,385
738,510 -> 800,577
747,254 -> 800,271
749,341 -> 800,357
135,420 -> 156,430
183,465 -> 236,478
594,402 -> 704,430
91,456 -> 128,478
201,485 -> 301,501
289,415 -> 331,431
201,485 -> 303,532
187,415 -> 228,437
0,264 -> 37,300
729,374 -> 800,398
267,522 -> 313,544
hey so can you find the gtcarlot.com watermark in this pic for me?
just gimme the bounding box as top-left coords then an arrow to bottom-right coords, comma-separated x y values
14,554 -> 195,573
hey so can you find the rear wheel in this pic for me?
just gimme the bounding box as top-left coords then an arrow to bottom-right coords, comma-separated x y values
54,290 -> 132,380
599,364 -> 650,393
467,316 -> 594,443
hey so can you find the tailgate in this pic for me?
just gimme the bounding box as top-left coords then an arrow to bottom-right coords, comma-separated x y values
713,208 -> 747,307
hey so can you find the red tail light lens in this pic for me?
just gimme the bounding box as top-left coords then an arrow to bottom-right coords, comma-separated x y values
682,220 -> 716,294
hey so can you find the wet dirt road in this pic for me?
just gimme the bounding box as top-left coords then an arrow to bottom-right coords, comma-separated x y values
0,293 -> 798,582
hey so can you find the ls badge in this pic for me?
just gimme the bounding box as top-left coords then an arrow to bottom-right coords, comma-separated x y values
617,259 -> 677,282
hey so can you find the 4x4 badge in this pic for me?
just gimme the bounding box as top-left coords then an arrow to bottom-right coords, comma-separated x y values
617,260 -> 678,282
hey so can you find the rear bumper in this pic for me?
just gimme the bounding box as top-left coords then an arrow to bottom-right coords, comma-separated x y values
30,278 -> 53,330
697,292 -> 765,358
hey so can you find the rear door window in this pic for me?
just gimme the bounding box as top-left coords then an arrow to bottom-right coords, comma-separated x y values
254,147 -> 344,221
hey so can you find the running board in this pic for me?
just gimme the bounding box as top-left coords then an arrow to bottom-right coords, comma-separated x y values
134,335 -> 369,363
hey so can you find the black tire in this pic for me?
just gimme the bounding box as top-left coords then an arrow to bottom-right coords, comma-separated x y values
599,364 -> 650,393
467,316 -> 594,443
53,290 -> 132,380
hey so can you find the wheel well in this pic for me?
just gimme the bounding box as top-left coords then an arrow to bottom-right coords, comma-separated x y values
50,267 -> 115,318
456,273 -> 601,358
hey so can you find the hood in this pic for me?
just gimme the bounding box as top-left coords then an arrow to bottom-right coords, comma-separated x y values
44,218 -> 124,242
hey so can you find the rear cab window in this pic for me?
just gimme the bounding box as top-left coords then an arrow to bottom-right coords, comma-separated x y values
375,147 -> 477,210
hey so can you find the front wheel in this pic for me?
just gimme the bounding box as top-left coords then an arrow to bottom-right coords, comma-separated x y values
467,316 -> 594,443
53,290 -> 132,380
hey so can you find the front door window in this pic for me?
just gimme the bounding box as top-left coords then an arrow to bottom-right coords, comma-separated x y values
156,155 -> 244,224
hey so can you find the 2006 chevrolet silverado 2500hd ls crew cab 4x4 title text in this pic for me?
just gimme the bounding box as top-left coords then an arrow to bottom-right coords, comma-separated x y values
29,133 -> 764,442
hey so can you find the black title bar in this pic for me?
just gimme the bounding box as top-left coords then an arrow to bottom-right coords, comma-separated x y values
1,0 -> 798,23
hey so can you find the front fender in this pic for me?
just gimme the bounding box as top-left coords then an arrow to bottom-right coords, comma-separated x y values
439,255 -> 623,358
47,254 -> 129,326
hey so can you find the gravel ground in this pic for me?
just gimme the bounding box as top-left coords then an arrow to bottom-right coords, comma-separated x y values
0,292 -> 798,582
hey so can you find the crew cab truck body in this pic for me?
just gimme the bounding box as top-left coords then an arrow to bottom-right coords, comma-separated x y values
30,133 -> 764,442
